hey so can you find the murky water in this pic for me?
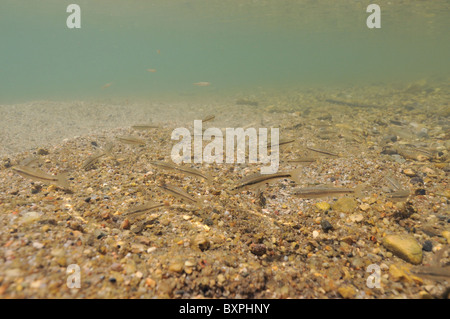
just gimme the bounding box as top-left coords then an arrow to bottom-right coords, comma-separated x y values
1,0 -> 449,104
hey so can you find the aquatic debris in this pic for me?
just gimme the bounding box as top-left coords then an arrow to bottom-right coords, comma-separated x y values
12,165 -> 69,189
149,161 -> 211,182
158,184 -> 200,206
306,146 -> 339,157
231,168 -> 302,192
201,115 -> 215,123
116,135 -> 146,145
193,82 -> 210,87
293,185 -> 364,198
131,124 -> 159,130
123,202 -> 166,217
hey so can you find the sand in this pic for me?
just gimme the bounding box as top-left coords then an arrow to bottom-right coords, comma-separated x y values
0,83 -> 449,299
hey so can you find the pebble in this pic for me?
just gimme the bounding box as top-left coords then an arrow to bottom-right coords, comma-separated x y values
191,234 -> 210,251
168,262 -> 184,273
382,234 -> 423,265
320,220 -> 333,232
422,240 -> 433,252
402,168 -> 416,177
332,197 -> 357,213
315,202 -> 331,211
442,231 -> 450,243
312,230 -> 319,239
250,243 -> 266,256
338,285 -> 356,299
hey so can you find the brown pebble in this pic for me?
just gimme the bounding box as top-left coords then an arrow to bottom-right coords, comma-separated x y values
120,218 -> 130,230
250,243 -> 267,256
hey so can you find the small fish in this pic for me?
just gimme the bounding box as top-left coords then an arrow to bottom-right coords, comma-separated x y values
82,151 -> 107,170
131,124 -> 159,130
147,69 -> 157,73
231,168 -> 303,193
157,49 -> 160,54
102,83 -> 112,89
116,135 -> 146,145
202,115 -> 215,123
193,82 -> 211,87
82,143 -> 115,170
270,139 -> 295,148
124,202 -> 165,217
306,146 -> 339,157
159,184 -> 199,205
149,161 -> 211,182
388,189 -> 410,200
285,157 -> 316,163
293,185 -> 365,198
12,166 -> 69,189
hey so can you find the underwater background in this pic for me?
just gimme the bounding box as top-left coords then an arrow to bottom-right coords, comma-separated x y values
0,0 -> 449,104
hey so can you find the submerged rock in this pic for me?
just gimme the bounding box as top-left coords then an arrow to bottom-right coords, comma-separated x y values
382,234 -> 423,265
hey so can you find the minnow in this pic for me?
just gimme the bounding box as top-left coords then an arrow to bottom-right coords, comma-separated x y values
82,151 -> 107,170
231,168 -> 302,192
306,146 -> 339,157
202,115 -> 215,123
147,69 -> 157,72
285,157 -> 316,163
12,166 -> 69,189
292,185 -> 365,198
116,135 -> 146,145
149,161 -> 211,182
82,143 -> 115,170
158,184 -> 199,205
270,139 -> 295,148
388,189 -> 410,200
123,202 -> 166,217
131,125 -> 159,130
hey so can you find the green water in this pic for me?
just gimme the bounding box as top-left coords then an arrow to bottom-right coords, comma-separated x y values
1,0 -> 449,104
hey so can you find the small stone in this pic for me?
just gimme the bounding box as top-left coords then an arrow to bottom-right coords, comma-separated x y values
442,231 -> 450,243
168,262 -> 184,273
120,218 -> 130,230
250,243 -> 266,256
403,168 -> 416,177
382,234 -> 423,265
320,220 -> 333,232
217,274 -> 226,285
312,230 -> 319,239
37,148 -> 49,155
359,203 -> 371,211
350,214 -> 364,223
332,197 -> 357,213
338,285 -> 356,299
191,234 -> 210,251
315,202 -> 331,211
422,240 -> 433,252
33,242 -> 44,249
